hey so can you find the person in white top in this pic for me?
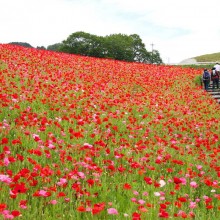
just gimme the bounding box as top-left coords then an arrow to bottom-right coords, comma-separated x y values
214,62 -> 220,72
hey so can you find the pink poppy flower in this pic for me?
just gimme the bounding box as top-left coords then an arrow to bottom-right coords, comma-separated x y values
0,174 -> 12,184
50,200 -> 57,205
190,181 -> 198,188
138,199 -> 145,205
107,208 -> 118,215
196,165 -> 202,170
189,202 -> 197,209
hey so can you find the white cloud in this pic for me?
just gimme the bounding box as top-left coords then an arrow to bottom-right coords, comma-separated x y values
0,0 -> 220,63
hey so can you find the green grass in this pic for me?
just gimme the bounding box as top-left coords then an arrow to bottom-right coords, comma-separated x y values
194,52 -> 220,62
193,75 -> 203,86
177,64 -> 214,69
176,52 -> 220,69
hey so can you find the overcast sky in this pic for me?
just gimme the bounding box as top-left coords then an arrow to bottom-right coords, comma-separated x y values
1,0 -> 220,63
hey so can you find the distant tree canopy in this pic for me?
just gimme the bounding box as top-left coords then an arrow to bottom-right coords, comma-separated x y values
8,42 -> 45,50
47,43 -> 63,52
57,31 -> 163,64
9,42 -> 33,48
36,46 -> 46,50
59,32 -> 105,58
151,50 -> 163,64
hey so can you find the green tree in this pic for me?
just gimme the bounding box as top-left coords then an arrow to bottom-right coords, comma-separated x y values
104,34 -> 134,61
36,46 -> 46,50
151,50 -> 163,64
129,34 -> 151,62
9,42 -> 33,48
60,31 -> 105,58
58,31 -> 163,64
47,43 -> 62,51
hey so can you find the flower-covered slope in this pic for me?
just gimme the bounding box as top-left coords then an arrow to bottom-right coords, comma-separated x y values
0,44 -> 219,219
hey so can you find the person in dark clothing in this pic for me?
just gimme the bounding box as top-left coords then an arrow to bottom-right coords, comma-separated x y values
202,69 -> 211,91
211,67 -> 219,89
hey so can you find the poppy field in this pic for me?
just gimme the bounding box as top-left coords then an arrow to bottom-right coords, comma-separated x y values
0,44 -> 220,219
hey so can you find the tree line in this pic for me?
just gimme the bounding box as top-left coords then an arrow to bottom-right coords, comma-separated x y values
48,32 -> 163,64
8,42 -> 46,50
9,31 -> 163,64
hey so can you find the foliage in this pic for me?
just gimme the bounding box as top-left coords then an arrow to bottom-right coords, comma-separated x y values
8,42 -> 33,48
104,33 -> 134,61
193,75 -> 203,86
60,31 -> 105,58
151,49 -> 163,64
194,52 -> 220,62
0,44 -> 219,220
47,43 -> 63,52
177,64 -> 214,70
59,31 -> 163,64
36,46 -> 46,50
130,34 -> 150,62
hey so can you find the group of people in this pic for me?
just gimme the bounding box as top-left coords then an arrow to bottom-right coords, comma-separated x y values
202,62 -> 220,90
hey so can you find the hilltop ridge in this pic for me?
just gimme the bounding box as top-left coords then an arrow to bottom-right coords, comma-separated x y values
179,52 -> 220,65
194,52 -> 220,62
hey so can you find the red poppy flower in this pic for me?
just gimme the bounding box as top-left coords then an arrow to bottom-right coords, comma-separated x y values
92,202 -> 105,215
123,183 -> 132,190
57,192 -> 66,197
11,210 -> 21,217
1,137 -> 8,144
87,179 -> 95,186
0,203 -> 7,212
159,210 -> 169,218
173,177 -> 182,184
206,205 -> 214,209
132,212 -> 141,220
12,182 -> 28,194
144,177 -> 152,185
160,204 -> 167,209
77,205 -> 86,212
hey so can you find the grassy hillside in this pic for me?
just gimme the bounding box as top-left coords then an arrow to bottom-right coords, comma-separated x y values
194,52 -> 220,62
178,63 -> 215,69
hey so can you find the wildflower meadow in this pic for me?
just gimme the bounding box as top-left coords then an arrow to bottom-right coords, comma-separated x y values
0,44 -> 219,219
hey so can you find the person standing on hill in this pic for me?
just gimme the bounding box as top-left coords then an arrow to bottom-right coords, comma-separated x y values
202,68 -> 211,91
214,62 -> 220,73
211,67 -> 219,89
